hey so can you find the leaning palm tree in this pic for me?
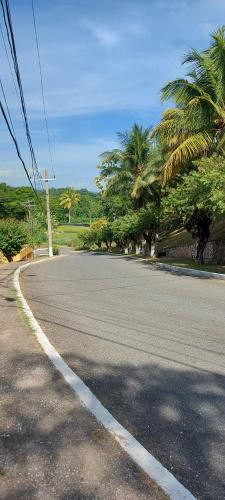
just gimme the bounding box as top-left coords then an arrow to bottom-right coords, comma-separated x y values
59,188 -> 80,223
152,26 -> 225,183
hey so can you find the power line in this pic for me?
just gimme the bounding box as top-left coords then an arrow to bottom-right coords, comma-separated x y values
0,20 -> 24,122
0,77 -> 16,137
31,0 -> 55,179
0,97 -> 43,206
0,0 -> 43,190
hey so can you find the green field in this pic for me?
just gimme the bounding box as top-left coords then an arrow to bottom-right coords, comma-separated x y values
56,225 -> 89,233
53,225 -> 89,249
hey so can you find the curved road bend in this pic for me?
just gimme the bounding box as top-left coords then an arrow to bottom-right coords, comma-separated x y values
21,251 -> 225,499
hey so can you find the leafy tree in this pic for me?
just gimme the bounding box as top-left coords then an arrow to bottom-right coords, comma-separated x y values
101,192 -> 133,221
112,213 -> 139,250
152,26 -> 225,183
100,223 -> 113,250
59,188 -> 80,223
0,218 -> 29,260
90,218 -> 107,231
0,183 -> 37,219
136,205 -> 160,255
161,155 -> 225,263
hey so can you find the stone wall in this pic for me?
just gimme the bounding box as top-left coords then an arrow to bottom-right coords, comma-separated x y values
164,240 -> 225,264
0,250 -> 8,264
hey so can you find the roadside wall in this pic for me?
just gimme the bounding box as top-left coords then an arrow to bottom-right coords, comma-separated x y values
0,250 -> 8,264
164,240 -> 225,264
13,246 -> 33,262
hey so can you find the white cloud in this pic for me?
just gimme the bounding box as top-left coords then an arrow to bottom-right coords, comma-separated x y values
36,137 -> 118,188
83,21 -> 120,47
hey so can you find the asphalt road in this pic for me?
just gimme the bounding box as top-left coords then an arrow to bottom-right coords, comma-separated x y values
21,251 -> 225,499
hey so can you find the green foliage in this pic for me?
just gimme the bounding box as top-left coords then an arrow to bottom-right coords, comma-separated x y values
0,218 -> 29,260
79,228 -> 97,249
53,225 -> 88,249
79,221 -> 113,250
163,156 -> 225,223
0,183 -> 38,220
152,26 -> 225,182
59,188 -> 80,223
51,188 -> 102,224
90,218 -> 107,230
57,225 -> 89,233
0,183 -> 102,226
97,123 -> 162,211
53,245 -> 59,255
112,213 -> 139,247
162,155 -> 225,235
111,206 -> 160,249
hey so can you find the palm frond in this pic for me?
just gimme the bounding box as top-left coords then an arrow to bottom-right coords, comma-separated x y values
162,132 -> 213,183
160,79 -> 204,105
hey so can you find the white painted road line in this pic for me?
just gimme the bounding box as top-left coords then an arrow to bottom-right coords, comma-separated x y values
14,262 -> 196,500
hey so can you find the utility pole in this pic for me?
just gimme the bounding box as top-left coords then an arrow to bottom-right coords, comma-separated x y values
23,201 -> 35,257
44,169 -> 53,257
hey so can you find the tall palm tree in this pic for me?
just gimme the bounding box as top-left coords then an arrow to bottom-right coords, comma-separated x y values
97,124 -> 161,208
152,26 -> 225,183
59,188 -> 80,223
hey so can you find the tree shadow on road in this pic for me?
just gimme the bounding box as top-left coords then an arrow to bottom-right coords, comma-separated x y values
0,351 -> 165,500
61,351 -> 225,500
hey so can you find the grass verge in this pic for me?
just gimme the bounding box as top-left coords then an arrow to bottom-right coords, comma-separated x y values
154,257 -> 225,275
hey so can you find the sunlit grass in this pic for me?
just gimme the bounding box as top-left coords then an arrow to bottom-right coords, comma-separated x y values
56,225 -> 89,233
53,224 -> 89,249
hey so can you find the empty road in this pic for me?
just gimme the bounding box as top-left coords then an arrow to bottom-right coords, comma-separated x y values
21,251 -> 225,499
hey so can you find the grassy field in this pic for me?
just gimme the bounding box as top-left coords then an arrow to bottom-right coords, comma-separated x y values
56,225 -> 89,233
53,225 -> 88,249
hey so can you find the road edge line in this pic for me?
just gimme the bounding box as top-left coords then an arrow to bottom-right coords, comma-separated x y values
14,262 -> 196,500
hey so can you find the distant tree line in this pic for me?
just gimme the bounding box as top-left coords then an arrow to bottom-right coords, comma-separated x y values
0,183 -> 103,224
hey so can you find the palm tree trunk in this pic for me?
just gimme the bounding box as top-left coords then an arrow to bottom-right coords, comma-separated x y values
68,209 -> 71,223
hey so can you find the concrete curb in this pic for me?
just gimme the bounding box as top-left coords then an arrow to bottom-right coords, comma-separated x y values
155,262 -> 225,280
14,260 -> 196,500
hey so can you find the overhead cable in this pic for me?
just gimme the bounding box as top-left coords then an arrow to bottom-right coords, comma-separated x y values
0,97 -> 43,206
0,0 -> 43,189
31,0 -> 55,179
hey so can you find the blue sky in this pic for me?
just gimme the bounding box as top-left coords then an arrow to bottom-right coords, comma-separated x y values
0,0 -> 225,190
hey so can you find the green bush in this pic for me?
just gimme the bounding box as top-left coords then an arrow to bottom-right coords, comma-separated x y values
53,245 -> 59,255
79,229 -> 96,249
0,218 -> 29,260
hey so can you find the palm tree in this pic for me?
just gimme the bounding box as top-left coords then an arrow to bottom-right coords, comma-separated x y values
97,124 -> 162,255
97,124 -> 161,208
59,188 -> 80,223
152,26 -> 225,183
